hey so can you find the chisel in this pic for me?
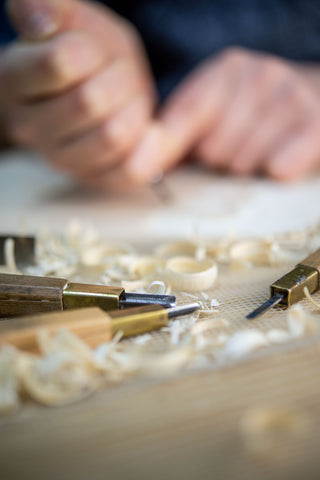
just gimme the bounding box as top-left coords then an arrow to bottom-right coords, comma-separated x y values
247,247 -> 320,319
0,303 -> 200,352
0,273 -> 176,318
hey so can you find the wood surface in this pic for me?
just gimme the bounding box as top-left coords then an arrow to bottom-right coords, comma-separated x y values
0,334 -> 320,480
0,273 -> 66,317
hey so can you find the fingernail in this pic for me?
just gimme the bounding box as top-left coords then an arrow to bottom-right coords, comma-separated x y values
7,0 -> 58,38
25,11 -> 57,37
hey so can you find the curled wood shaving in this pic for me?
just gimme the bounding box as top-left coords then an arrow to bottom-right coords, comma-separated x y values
229,240 -> 273,268
1,238 -> 20,274
0,346 -> 20,413
229,239 -> 303,269
266,329 -> 292,344
19,350 -> 98,406
2,221 -> 320,412
154,241 -> 198,259
146,280 -> 167,295
303,286 -> 320,310
138,348 -> 192,376
166,256 -> 218,291
286,304 -> 319,337
220,330 -> 269,359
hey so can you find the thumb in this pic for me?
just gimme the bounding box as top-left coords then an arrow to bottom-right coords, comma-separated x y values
6,0 -> 135,58
6,0 -> 75,39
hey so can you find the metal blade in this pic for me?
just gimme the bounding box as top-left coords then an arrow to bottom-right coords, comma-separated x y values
167,302 -> 200,318
120,292 -> 176,309
246,293 -> 285,320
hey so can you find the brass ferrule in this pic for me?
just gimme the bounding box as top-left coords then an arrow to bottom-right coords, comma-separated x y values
109,304 -> 168,338
62,282 -> 124,311
270,264 -> 319,306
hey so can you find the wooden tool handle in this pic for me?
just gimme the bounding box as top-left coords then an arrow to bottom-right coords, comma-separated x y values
0,307 -> 112,352
0,273 -> 67,317
300,248 -> 320,273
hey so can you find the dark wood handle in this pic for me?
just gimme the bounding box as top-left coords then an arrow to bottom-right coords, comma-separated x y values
300,248 -> 320,272
0,273 -> 67,317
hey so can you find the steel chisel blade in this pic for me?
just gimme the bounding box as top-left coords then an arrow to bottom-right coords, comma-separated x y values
246,293 -> 285,320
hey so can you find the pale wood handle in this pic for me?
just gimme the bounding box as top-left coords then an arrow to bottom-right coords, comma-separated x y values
0,307 -> 112,352
300,248 -> 320,272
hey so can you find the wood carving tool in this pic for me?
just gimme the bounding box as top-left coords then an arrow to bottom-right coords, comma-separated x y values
247,247 -> 320,319
0,235 -> 35,266
0,273 -> 176,318
0,303 -> 200,352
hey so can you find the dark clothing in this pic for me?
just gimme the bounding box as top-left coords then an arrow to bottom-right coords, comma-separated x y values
1,1 -> 320,97
0,4 -> 15,45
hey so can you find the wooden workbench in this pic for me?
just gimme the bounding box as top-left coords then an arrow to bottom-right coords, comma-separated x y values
1,150 -> 320,480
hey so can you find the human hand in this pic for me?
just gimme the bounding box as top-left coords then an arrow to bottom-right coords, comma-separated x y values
0,0 -> 156,185
124,49 -> 320,184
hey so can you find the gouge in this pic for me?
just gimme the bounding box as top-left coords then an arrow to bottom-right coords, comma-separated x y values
247,247 -> 320,319
0,273 -> 176,318
0,303 -> 200,352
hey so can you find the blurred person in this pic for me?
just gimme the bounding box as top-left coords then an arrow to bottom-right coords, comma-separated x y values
0,0 -> 320,189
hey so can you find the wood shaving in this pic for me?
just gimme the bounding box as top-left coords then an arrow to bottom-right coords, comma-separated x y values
303,286 -> 320,310
240,406 -> 310,456
1,238 -> 20,274
155,241 -> 198,259
229,239 -> 304,269
0,346 -> 20,414
286,304 -> 319,337
2,221 -> 320,412
146,280 -> 168,295
266,329 -> 292,344
166,256 -> 218,291
220,330 -> 269,359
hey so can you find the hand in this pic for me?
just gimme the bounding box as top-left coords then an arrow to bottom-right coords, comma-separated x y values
123,48 -> 320,184
0,0 -> 156,186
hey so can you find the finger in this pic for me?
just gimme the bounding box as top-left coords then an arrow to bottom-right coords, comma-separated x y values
228,94 -> 304,174
195,58 -> 298,170
48,95 -> 151,176
195,76 -> 260,169
123,56 -> 238,184
7,0 -> 73,39
7,0 -> 143,60
8,60 -> 146,145
266,123 -> 320,180
0,31 -> 105,101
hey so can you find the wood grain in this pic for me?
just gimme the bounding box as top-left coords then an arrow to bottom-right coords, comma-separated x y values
0,335 -> 320,480
0,273 -> 67,317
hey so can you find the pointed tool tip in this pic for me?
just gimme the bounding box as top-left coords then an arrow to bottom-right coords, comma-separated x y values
246,293 -> 285,320
167,302 -> 200,318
